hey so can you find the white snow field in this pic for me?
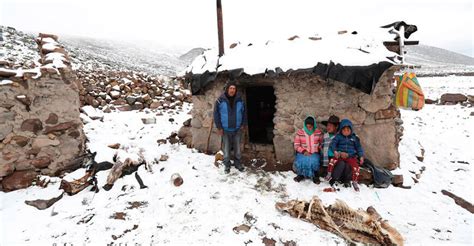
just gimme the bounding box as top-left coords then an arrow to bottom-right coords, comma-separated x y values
0,77 -> 473,245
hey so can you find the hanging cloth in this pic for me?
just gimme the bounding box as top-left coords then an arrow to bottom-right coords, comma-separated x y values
394,72 -> 425,110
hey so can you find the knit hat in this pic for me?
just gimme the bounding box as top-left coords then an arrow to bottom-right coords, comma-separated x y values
321,115 -> 340,126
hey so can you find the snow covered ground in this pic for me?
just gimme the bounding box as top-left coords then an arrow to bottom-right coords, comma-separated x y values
0,77 -> 473,245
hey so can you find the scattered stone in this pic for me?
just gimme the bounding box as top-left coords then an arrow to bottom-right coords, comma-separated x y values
171,173 -> 183,187
108,143 -> 121,149
233,224 -> 251,234
416,156 -> 424,162
160,154 -> 169,161
127,201 -> 148,209
262,237 -> 276,246
111,212 -> 127,220
168,118 -> 175,123
141,117 -> 156,124
157,139 -> 167,145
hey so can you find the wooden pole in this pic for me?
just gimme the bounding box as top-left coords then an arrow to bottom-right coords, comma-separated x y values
216,0 -> 225,57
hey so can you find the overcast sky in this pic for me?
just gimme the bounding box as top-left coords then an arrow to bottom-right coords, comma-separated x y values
1,0 -> 472,56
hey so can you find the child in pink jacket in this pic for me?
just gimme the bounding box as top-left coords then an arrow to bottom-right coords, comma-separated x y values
293,116 -> 323,183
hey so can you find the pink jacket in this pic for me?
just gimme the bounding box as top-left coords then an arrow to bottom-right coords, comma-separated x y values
294,129 -> 323,154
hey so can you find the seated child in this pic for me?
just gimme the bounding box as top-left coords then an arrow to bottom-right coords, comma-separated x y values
293,116 -> 323,183
325,119 -> 364,191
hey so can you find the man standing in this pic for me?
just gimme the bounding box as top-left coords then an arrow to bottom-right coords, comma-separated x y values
214,81 -> 247,173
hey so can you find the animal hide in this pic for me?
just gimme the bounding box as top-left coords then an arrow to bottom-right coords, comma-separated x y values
275,196 -> 403,245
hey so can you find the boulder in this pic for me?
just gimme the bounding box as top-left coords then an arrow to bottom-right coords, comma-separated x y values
440,93 -> 468,105
2,170 -> 37,192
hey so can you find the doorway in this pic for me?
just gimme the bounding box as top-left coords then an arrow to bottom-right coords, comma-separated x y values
245,86 -> 276,144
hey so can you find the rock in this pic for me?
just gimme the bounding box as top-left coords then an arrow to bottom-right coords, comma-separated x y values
110,91 -> 121,99
44,121 -> 76,134
32,135 -> 60,149
149,101 -> 161,109
45,113 -> 59,124
0,124 -> 13,141
2,170 -> 37,192
31,156 -> 52,168
160,155 -> 169,161
0,161 -> 14,177
21,119 -> 43,134
233,224 -> 251,234
13,159 -> 34,171
116,105 -> 132,111
15,95 -> 32,111
392,175 -> 404,187
157,139 -> 167,145
12,135 -> 29,147
416,156 -> 424,162
0,69 -> 16,77
108,143 -> 121,149
183,118 -> 191,127
440,93 -> 468,105
126,96 -> 137,105
132,102 -> 144,110
375,106 -> 399,120
171,173 -> 183,187
141,117 -> 156,124
0,111 -> 16,124
425,98 -> 437,104
262,237 -> 276,246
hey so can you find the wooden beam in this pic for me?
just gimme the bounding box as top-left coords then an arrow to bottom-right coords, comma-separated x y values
216,0 -> 225,57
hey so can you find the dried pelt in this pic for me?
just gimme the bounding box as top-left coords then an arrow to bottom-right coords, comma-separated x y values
275,196 -> 404,246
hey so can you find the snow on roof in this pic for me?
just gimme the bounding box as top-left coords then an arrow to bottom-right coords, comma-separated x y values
184,32 -> 398,75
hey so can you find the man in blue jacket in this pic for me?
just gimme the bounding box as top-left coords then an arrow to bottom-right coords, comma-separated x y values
214,81 -> 247,174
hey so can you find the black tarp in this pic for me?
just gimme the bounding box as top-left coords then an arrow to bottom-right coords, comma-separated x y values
187,61 -> 393,95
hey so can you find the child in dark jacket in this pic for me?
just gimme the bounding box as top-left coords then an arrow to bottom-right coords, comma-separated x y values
325,119 -> 364,191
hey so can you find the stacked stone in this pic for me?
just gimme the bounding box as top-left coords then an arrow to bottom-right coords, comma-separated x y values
0,33 -> 85,191
77,69 -> 192,112
184,66 -> 403,170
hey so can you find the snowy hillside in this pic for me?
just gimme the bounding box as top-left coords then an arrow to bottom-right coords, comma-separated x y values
62,37 -> 189,76
405,45 -> 474,76
1,76 -> 472,245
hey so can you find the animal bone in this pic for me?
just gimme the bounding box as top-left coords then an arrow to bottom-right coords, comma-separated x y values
276,196 -> 403,245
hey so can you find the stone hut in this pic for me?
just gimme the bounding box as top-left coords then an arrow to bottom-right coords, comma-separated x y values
181,33 -> 403,171
0,31 -> 85,191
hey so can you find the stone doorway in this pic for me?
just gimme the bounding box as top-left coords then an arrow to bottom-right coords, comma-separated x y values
245,86 -> 276,144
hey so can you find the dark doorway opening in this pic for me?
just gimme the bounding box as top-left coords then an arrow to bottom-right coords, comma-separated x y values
246,86 -> 276,144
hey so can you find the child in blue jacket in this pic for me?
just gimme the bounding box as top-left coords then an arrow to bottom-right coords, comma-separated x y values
325,119 -> 364,191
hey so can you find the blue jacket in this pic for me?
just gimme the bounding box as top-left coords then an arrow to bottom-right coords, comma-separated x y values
213,92 -> 246,132
329,119 -> 364,158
